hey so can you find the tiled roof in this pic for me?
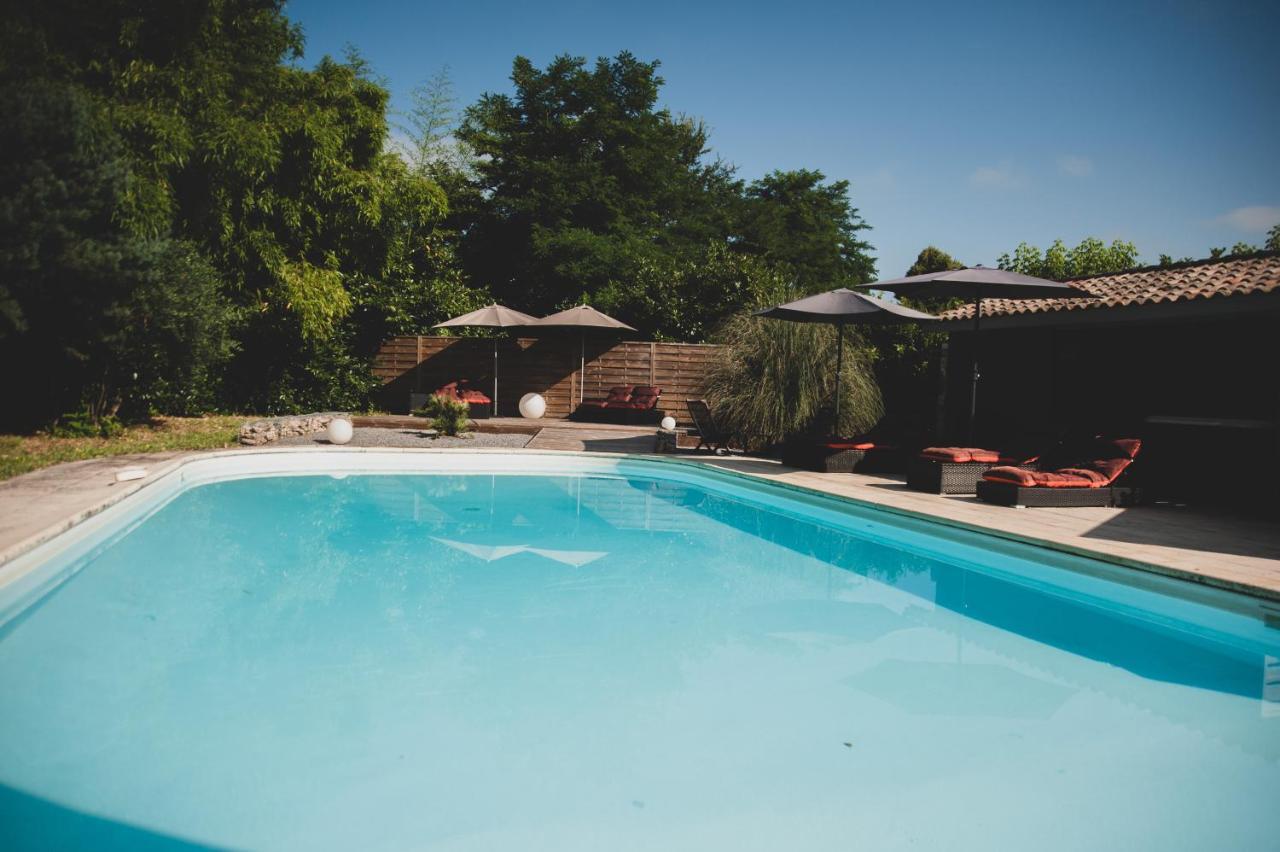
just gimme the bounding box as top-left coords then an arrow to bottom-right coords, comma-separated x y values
937,252 -> 1280,321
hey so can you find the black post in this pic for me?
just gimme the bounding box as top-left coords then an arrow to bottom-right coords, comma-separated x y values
968,291 -> 982,442
834,320 -> 845,438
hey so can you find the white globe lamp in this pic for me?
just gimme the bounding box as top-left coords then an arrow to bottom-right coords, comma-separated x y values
660,415 -> 677,431
519,393 -> 547,419
326,417 -> 354,445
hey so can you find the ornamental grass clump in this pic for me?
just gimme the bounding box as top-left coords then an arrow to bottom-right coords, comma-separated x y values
705,312 -> 883,449
416,394 -> 472,437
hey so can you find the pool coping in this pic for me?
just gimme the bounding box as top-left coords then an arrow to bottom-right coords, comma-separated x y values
3,446 -> 1279,606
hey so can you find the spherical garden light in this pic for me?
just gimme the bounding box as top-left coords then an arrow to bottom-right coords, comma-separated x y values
519,393 -> 546,419
660,415 -> 677,431
326,417 -> 354,445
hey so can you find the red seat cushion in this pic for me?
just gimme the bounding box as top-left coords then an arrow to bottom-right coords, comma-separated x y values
627,393 -> 659,411
604,386 -> 634,403
632,385 -> 661,397
920,446 -> 1004,464
459,390 -> 490,404
984,466 -> 1108,488
824,441 -> 877,451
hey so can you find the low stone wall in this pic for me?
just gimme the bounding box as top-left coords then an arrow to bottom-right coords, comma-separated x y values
238,412 -> 348,446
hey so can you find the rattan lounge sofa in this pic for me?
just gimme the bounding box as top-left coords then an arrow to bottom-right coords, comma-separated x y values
975,437 -> 1142,507
907,446 -> 1040,495
571,385 -> 664,425
781,438 -> 904,473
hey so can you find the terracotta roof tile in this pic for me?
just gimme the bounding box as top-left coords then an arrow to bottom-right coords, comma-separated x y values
937,252 -> 1280,321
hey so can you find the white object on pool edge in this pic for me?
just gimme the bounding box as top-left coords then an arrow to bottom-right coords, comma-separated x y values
519,393 -> 546,419
660,415 -> 677,431
114,468 -> 147,483
326,418 -> 354,445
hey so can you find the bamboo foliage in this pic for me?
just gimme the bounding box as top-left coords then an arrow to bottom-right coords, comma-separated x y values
705,313 -> 883,447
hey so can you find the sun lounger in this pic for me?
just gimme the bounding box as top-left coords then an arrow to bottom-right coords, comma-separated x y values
571,385 -> 664,425
976,437 -> 1142,507
435,380 -> 492,419
907,445 -> 1041,494
781,437 -> 904,473
686,399 -> 740,454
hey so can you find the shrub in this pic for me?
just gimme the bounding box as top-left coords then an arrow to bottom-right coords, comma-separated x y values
706,312 -> 883,449
416,394 -> 471,436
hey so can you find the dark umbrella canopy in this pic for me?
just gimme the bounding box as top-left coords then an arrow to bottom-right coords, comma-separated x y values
857,266 -> 1091,440
757,288 -> 937,324
433,303 -> 538,416
755,289 -> 937,438
857,266 -> 1089,301
527,306 -> 637,405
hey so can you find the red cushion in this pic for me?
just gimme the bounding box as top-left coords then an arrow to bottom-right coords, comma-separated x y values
824,441 -> 876,451
984,466 -> 1107,488
632,385 -> 661,397
459,390 -> 490,404
1109,438 -> 1142,459
604,386 -> 634,403
628,394 -> 659,410
920,446 -> 1003,464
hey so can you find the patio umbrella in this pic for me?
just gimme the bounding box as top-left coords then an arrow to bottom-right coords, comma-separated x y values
756,288 -> 936,437
433,303 -> 538,417
527,305 -> 637,405
856,266 -> 1091,439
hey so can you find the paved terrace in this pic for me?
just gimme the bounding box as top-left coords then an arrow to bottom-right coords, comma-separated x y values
2,422 -> 1278,605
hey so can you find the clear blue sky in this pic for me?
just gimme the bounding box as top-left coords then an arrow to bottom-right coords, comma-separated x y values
287,0 -> 1279,278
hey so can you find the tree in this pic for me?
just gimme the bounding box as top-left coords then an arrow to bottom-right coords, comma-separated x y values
4,1 -> 482,415
907,245 -> 964,278
0,81 -> 235,429
861,246 -> 963,441
453,52 -> 742,314
1268,224 -> 1280,252
737,169 -> 875,290
997,237 -> 1138,280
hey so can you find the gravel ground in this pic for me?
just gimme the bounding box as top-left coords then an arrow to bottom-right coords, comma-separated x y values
271,428 -> 532,449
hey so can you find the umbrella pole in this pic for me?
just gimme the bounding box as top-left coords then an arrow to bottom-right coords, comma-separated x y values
492,337 -> 499,418
969,294 -> 982,442
580,332 -> 585,406
834,320 -> 845,438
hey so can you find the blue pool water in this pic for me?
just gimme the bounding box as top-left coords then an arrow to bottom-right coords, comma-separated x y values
0,471 -> 1277,851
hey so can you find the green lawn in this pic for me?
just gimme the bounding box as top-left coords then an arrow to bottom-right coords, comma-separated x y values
0,415 -> 247,481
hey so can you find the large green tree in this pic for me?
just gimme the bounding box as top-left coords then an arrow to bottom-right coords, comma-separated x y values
453,52 -> 742,314
737,169 -> 875,290
2,0 -> 480,416
998,237 -> 1138,280
0,81 -> 236,429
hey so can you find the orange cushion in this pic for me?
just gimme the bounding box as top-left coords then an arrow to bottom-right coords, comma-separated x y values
825,441 -> 876,451
920,446 -> 1003,464
984,466 -> 1107,488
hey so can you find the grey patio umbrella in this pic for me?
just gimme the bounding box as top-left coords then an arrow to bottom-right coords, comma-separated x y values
756,289 -> 937,437
527,305 -> 637,405
857,266 -> 1091,439
433,303 -> 538,416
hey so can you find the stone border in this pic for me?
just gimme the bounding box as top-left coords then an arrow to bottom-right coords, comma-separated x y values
238,412 -> 349,446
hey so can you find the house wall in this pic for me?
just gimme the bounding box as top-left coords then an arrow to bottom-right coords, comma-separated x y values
943,313 -> 1280,510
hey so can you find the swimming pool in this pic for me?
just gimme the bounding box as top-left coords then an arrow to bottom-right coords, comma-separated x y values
1,451 -> 1277,851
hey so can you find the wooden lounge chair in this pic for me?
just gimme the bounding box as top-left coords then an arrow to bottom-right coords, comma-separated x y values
975,437 -> 1142,507
686,399 -> 738,454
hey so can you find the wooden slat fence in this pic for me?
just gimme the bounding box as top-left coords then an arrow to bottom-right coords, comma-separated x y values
373,336 -> 723,425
